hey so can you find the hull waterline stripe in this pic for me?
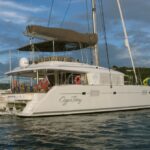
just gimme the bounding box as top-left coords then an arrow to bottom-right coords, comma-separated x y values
32,105 -> 150,115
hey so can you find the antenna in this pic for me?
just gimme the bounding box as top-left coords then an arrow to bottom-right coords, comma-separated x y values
116,0 -> 138,84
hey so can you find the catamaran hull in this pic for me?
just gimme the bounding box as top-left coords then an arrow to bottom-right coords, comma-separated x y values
15,85 -> 150,117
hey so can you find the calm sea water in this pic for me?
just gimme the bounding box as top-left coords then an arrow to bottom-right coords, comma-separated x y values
0,110 -> 150,150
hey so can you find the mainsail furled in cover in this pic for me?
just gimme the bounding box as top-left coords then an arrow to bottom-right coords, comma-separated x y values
18,25 -> 98,52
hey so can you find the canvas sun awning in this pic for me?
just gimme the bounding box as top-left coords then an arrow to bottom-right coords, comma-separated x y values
18,25 -> 98,52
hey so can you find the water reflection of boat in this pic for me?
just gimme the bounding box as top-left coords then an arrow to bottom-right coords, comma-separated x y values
2,0 -> 150,117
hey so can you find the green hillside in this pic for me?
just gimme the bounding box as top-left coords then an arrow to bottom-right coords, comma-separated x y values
113,66 -> 150,84
0,83 -> 10,90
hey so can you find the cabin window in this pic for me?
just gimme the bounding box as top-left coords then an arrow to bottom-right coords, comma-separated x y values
47,72 -> 88,85
10,70 -> 88,94
11,76 -> 37,93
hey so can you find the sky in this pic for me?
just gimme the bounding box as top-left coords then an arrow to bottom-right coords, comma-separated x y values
0,0 -> 150,82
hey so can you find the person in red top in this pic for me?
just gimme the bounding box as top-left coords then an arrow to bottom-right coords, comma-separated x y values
41,79 -> 47,91
41,77 -> 49,92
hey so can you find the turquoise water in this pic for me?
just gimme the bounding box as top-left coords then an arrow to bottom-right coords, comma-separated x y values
0,110 -> 150,149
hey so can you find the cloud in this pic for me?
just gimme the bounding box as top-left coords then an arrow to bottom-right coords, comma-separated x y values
99,41 -> 150,68
0,0 -> 45,13
121,0 -> 150,24
99,43 -> 129,67
0,0 -> 149,70
0,11 -> 28,24
102,0 -> 150,25
0,0 -> 48,25
0,0 -> 50,51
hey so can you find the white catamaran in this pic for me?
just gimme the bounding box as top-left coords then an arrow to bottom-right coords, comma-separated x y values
2,0 -> 150,117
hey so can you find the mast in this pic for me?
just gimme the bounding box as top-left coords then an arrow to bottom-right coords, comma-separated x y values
92,0 -> 99,66
116,0 -> 138,84
30,38 -> 35,64
9,50 -> 12,88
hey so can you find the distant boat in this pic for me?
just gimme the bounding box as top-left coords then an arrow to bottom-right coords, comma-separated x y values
0,90 -> 11,114
2,0 -> 150,117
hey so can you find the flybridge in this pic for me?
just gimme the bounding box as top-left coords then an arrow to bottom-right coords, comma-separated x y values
18,25 -> 98,52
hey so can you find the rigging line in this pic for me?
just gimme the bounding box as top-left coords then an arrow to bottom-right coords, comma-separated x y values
98,0 -> 113,88
85,0 -> 90,33
47,0 -> 54,27
112,0 -> 118,24
60,0 -> 72,27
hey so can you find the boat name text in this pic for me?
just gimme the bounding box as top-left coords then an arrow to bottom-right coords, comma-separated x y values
59,96 -> 82,106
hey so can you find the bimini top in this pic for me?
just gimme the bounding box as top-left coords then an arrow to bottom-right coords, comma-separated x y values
18,25 -> 98,52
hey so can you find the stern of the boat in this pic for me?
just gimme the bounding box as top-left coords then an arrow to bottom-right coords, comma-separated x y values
5,93 -> 34,113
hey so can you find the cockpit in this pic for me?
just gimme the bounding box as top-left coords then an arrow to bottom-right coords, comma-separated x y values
10,70 -> 88,93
